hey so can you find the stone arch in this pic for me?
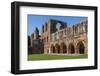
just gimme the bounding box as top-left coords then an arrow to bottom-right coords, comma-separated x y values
55,43 -> 60,53
51,44 -> 55,53
68,43 -> 75,54
60,43 -> 67,53
77,41 -> 85,54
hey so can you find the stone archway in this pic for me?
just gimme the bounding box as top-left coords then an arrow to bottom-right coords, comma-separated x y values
51,45 -> 55,53
60,43 -> 67,53
77,41 -> 85,54
55,44 -> 60,53
68,43 -> 75,54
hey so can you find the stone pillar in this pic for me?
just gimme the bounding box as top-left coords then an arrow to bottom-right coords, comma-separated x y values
75,48 -> 79,54
67,47 -> 69,54
85,47 -> 88,54
48,48 -> 51,54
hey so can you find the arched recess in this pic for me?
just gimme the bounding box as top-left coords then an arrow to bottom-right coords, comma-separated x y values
51,45 -> 55,53
55,44 -> 60,53
77,41 -> 85,54
68,43 -> 75,54
60,43 -> 67,53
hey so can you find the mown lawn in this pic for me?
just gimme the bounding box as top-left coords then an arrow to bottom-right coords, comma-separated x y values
28,54 -> 88,61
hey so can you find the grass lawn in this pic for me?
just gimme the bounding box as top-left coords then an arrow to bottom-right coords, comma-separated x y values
28,54 -> 88,61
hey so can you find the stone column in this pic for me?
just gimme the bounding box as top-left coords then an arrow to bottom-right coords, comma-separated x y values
75,48 -> 79,54
67,47 -> 69,54
48,48 -> 51,54
85,47 -> 88,54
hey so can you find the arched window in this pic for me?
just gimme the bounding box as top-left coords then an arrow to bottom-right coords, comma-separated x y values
56,23 -> 61,31
47,36 -> 48,43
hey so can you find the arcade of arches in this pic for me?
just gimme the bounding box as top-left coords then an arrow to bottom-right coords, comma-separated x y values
51,41 -> 86,54
30,19 -> 88,54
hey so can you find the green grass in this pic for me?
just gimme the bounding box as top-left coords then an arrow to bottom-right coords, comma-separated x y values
28,54 -> 88,61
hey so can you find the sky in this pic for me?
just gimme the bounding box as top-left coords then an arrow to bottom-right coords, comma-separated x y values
28,15 -> 87,36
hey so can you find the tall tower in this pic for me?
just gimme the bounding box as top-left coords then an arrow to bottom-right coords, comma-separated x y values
31,27 -> 44,54
41,19 -> 67,54
34,27 -> 39,39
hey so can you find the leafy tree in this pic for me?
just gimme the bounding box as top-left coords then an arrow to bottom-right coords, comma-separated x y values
28,35 -> 32,54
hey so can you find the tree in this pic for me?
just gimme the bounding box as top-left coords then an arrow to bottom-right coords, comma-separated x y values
28,35 -> 32,54
28,36 -> 31,46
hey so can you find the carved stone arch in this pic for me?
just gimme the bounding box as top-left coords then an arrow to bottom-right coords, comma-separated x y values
60,42 -> 67,53
76,39 -> 86,48
76,41 -> 85,54
51,44 -> 55,53
55,43 -> 60,53
68,43 -> 75,54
